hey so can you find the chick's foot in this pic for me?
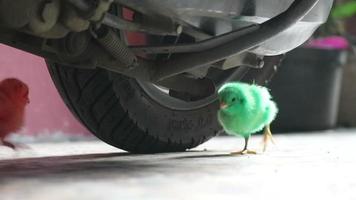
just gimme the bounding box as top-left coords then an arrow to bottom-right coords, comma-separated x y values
230,149 -> 257,155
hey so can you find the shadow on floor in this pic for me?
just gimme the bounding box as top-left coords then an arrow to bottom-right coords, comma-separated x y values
0,152 -> 155,179
172,154 -> 232,160
0,151 -> 237,180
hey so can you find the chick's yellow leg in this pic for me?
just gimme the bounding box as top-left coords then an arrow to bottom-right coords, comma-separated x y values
262,124 -> 275,152
230,136 -> 257,155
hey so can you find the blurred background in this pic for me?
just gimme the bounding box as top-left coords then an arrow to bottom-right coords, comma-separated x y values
0,0 -> 355,143
269,0 -> 356,132
0,45 -> 91,142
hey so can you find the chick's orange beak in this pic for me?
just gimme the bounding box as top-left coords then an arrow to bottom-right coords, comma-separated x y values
220,102 -> 228,109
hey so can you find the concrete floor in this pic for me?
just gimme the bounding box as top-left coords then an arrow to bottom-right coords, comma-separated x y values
1,130 -> 356,200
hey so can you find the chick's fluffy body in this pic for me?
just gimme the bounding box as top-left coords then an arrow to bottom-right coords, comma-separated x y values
218,82 -> 277,137
0,78 -> 29,140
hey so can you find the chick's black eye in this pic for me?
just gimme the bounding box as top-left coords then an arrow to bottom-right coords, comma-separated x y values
239,98 -> 245,104
231,98 -> 236,102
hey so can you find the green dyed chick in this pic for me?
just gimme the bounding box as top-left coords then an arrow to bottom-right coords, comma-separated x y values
217,82 -> 278,155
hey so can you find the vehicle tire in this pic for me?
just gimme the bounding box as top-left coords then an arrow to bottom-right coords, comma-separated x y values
47,62 -> 222,153
47,55 -> 282,153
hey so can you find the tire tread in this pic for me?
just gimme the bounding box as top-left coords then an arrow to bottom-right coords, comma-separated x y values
47,63 -> 216,153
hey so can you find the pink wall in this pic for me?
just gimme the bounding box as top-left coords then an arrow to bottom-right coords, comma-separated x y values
0,44 -> 90,136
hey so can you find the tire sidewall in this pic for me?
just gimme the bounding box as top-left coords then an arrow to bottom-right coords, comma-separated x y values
110,73 -> 221,143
